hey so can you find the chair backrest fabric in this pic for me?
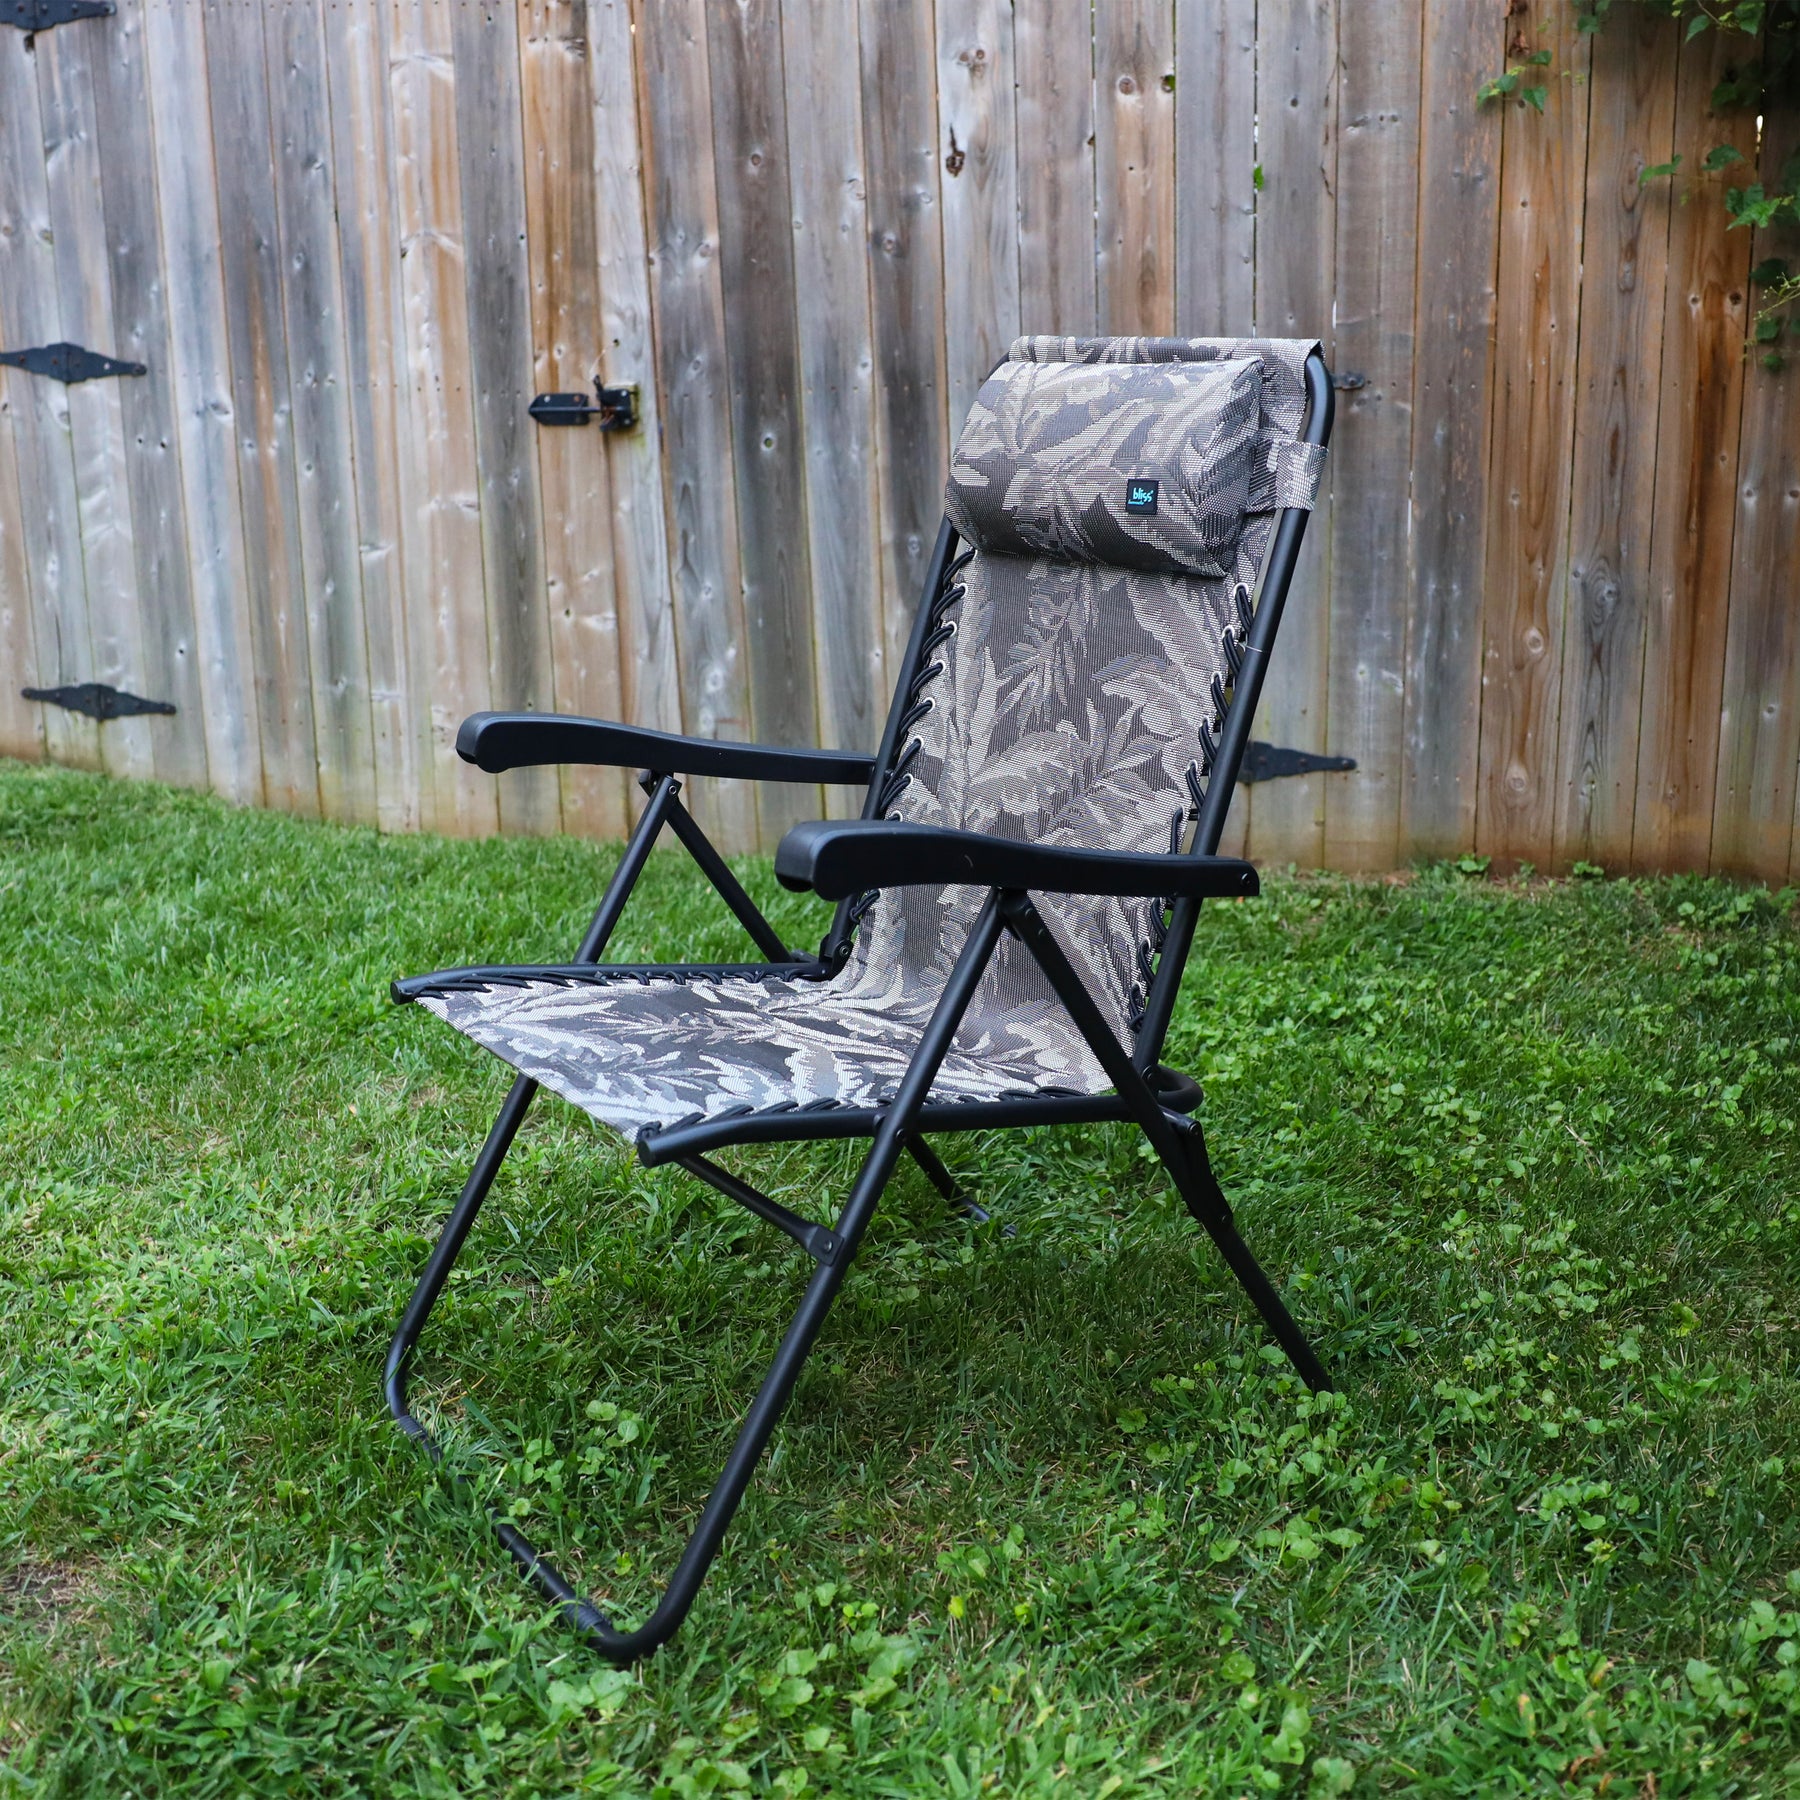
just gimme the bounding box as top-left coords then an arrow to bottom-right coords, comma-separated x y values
836,336 -> 1323,1080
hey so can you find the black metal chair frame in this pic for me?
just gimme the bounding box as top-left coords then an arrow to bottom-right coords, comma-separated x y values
386,351 -> 1337,1665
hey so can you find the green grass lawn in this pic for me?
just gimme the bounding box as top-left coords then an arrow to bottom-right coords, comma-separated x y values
2,762 -> 1798,1798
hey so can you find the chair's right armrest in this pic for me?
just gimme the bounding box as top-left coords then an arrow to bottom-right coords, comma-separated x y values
457,712 -> 877,786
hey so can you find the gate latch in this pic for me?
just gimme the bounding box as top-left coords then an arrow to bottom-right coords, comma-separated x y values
528,381 -> 637,431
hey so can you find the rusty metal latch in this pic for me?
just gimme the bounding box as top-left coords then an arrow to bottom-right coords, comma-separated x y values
528,381 -> 638,431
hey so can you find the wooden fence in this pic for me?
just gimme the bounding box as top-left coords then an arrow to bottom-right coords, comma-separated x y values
0,0 -> 1795,876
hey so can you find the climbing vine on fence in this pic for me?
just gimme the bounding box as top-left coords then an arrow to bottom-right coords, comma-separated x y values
1483,0 -> 1800,365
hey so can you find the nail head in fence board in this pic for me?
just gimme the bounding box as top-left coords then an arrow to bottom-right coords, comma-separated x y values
859,0 -> 949,685
519,0 -> 627,843
936,0 -> 1020,431
1399,3 -> 1502,860
267,0 -> 379,829
1323,0 -> 1419,873
1551,11 -> 1676,874
90,0 -> 208,791
387,0 -> 496,838
324,0 -> 417,834
635,0 -> 759,854
589,0 -> 679,745
1094,0 -> 1175,337
37,24 -> 157,786
1716,109 -> 1800,884
1631,29 -> 1756,874
1173,0 -> 1254,335
781,0 -> 884,798
203,0 -> 321,818
1475,4 -> 1591,869
451,0 -> 559,838
0,26 -> 99,771
705,0 -> 818,842
1249,0 -> 1336,869
1015,0 -> 1097,336
142,0 -> 262,806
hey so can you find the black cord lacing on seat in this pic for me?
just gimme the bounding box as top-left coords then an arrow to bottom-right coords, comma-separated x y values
1127,581 -> 1256,1034
842,549 -> 976,937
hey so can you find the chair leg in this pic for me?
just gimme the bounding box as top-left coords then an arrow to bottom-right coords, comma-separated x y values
387,894 -> 1010,1664
1161,1117 -> 1332,1394
995,889 -> 1331,1393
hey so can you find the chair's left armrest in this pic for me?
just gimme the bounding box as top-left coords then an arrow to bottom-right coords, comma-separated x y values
774,819 -> 1259,902
457,712 -> 877,786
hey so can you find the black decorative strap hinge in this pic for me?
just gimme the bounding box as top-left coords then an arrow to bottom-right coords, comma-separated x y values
0,342 -> 146,383
528,381 -> 638,431
1,1 -> 114,31
1238,741 -> 1356,784
22,683 -> 175,721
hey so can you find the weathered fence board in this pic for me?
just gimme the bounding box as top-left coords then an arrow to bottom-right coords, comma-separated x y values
1399,5 -> 1503,862
1553,9 -> 1677,874
1,0 -> 1794,885
1250,0 -> 1337,870
92,0 -> 208,790
1476,3 -> 1590,868
1633,31 -> 1757,873
143,0 -> 263,807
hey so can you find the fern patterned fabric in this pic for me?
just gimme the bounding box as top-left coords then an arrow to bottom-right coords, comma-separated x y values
409,337 -> 1324,1144
945,356 -> 1264,578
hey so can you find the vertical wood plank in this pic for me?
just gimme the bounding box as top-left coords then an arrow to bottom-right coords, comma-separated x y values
1173,0 -> 1255,333
1014,0 -> 1096,335
705,0 -> 818,838
204,0 -> 321,816
452,0 -> 559,836
37,26 -> 157,783
91,0 -> 208,789
0,27 -> 98,771
143,0 -> 263,806
589,0 -> 680,742
519,0 -> 628,841
937,0 -> 1020,430
1323,0 -> 1421,871
1716,113 -> 1800,882
0,376 -> 44,763
634,0 -> 759,852
1399,5 -> 1505,860
1094,0 -> 1176,335
1551,12 -> 1677,872
860,0 -> 950,679
325,0 -> 418,833
1474,3 -> 1591,869
1631,32 -> 1757,872
266,0 -> 381,826
782,0 -> 885,778
1249,0 -> 1336,868
388,0 -> 496,836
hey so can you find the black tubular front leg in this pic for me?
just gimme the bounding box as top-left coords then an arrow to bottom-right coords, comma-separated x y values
424,894 -> 1009,1664
385,781 -> 674,1577
997,891 -> 1330,1392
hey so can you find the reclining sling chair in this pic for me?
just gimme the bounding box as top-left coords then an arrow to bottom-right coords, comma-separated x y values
387,334 -> 1335,1664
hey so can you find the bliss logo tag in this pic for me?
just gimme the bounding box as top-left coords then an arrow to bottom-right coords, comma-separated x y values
1124,478 -> 1159,515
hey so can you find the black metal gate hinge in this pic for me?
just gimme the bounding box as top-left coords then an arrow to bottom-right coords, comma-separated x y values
1,1 -> 114,31
0,342 -> 146,383
1238,741 -> 1356,784
23,683 -> 175,721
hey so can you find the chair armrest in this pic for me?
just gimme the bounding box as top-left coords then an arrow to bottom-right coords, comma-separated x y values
456,712 -> 878,786
774,819 -> 1260,902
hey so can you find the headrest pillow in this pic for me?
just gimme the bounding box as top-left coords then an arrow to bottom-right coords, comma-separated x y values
944,355 -> 1264,579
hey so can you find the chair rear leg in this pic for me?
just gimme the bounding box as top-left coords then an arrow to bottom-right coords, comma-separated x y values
1162,1117 -> 1332,1394
906,1132 -> 994,1225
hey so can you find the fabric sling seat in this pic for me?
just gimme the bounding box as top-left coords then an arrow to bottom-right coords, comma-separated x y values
386,334 -> 1335,1664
